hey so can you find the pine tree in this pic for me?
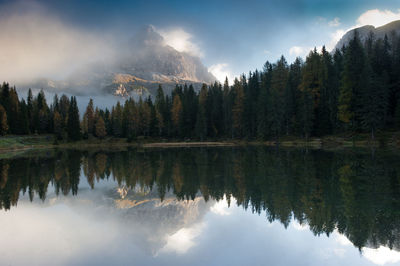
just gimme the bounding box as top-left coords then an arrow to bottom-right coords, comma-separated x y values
257,62 -> 272,139
18,99 -> 29,135
95,116 -> 107,139
140,99 -> 152,136
53,110 -> 63,140
361,60 -> 388,140
7,87 -> 20,134
195,84 -> 208,140
222,77 -> 233,138
285,58 -> 302,135
0,105 -> 8,136
299,49 -> 321,137
83,99 -> 95,136
338,31 -> 366,131
155,85 -> 166,136
112,102 -> 123,137
319,46 -> 337,135
34,89 -> 50,134
67,96 -> 81,141
27,89 -> 34,133
269,56 -> 289,140
232,78 -> 244,138
171,94 -> 183,137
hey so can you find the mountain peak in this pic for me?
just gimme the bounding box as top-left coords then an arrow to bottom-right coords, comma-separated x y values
134,25 -> 164,47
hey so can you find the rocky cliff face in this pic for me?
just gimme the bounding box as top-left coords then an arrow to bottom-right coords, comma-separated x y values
334,20 -> 400,51
19,25 -> 216,98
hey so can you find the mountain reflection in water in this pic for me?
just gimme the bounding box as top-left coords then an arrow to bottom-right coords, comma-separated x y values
0,147 -> 399,265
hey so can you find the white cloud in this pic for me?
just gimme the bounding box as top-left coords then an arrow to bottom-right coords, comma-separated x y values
291,221 -> 309,231
327,29 -> 347,50
289,46 -> 307,56
328,17 -> 341,27
357,9 -> 400,28
333,248 -> 346,257
333,231 -> 352,246
158,28 -> 203,57
210,197 -> 232,216
208,63 -> 235,83
160,222 -> 205,254
363,246 -> 400,265
289,46 -> 322,58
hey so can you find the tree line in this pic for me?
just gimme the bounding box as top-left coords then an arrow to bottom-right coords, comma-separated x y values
1,30 -> 400,141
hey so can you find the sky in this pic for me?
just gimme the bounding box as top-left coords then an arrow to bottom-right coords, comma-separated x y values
1,0 -> 400,83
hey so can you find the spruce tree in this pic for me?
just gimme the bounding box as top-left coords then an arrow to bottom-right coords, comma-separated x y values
67,96 -> 81,141
257,62 -> 272,139
232,78 -> 244,138
195,84 -> 208,140
83,99 -> 95,136
95,116 -> 106,139
0,105 -> 8,136
338,31 -> 366,131
269,56 -> 289,140
171,94 -> 183,138
222,77 -> 233,138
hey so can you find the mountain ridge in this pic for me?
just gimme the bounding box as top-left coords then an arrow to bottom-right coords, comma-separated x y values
334,20 -> 400,50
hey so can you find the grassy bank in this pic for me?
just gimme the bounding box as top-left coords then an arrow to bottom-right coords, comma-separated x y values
0,131 -> 400,154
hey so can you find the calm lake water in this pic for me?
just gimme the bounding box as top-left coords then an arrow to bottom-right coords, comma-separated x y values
0,147 -> 400,266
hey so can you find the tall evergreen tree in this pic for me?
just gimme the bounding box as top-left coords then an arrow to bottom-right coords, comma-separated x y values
195,84 -> 208,140
269,56 -> 289,140
232,78 -> 244,138
67,96 -> 81,141
171,94 -> 183,137
0,105 -> 8,136
222,77 -> 233,138
338,31 -> 367,131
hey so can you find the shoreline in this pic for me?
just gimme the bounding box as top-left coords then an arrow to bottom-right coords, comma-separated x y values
1,133 -> 400,154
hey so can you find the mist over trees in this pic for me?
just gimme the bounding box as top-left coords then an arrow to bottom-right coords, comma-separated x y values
1,30 -> 400,141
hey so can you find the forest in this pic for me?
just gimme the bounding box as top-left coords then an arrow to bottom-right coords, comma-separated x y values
1,31 -> 400,141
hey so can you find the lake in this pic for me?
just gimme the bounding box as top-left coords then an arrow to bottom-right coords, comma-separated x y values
0,147 -> 399,266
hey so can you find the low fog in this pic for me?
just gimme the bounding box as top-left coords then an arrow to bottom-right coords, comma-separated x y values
0,2 -> 116,84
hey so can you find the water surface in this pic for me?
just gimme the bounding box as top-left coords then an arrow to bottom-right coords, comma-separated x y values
0,147 -> 399,265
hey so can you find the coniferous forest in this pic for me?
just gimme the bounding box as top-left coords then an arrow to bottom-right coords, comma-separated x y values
1,32 -> 400,141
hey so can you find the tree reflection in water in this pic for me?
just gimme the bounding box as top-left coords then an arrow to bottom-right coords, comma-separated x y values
1,147 -> 399,251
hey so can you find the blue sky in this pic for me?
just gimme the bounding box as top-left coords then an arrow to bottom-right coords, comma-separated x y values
1,0 -> 400,82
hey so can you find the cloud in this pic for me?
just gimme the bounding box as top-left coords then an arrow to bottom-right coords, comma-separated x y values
362,246 -> 400,265
328,17 -> 341,27
357,9 -> 400,28
327,29 -> 347,50
333,231 -> 352,246
289,46 -> 307,56
210,196 -> 233,216
159,222 -> 205,254
0,1 -> 114,83
289,46 -> 323,57
208,63 -> 235,83
158,28 -> 203,57
291,221 -> 309,231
